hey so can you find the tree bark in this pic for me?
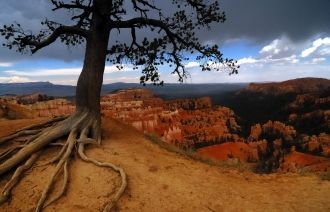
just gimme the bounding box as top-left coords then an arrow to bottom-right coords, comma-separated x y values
75,5 -> 110,117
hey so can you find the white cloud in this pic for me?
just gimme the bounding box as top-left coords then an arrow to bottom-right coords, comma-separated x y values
46,78 -> 78,85
237,57 -> 258,65
269,54 -> 299,65
103,77 -> 139,84
319,47 -> 330,56
183,62 -> 329,83
238,54 -> 299,67
104,64 -> 135,73
0,62 -> 12,67
312,57 -> 326,63
301,37 -> 330,57
238,36 -> 330,69
185,61 -> 200,69
259,37 -> 294,59
188,61 -> 330,83
49,76 -> 140,85
215,36 -> 330,83
0,76 -> 31,83
5,68 -> 81,76
4,64 -> 136,77
260,39 -> 281,54
304,57 -> 327,65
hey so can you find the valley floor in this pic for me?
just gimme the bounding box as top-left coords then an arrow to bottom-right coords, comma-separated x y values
0,118 -> 329,212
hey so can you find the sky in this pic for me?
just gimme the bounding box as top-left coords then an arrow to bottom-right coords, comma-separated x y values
0,0 -> 329,85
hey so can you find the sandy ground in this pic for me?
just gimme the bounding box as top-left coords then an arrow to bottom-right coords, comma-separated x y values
0,118 -> 330,212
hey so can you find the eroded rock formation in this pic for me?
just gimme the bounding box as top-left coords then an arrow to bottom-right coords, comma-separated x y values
16,93 -> 54,105
0,94 -> 73,118
26,99 -> 75,117
1,85 -> 328,173
0,98 -> 35,119
101,88 -> 241,148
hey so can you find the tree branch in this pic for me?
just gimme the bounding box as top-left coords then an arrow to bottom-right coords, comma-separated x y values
109,16 -> 238,84
112,18 -> 201,54
28,25 -> 88,53
51,0 -> 93,11
131,0 -> 160,17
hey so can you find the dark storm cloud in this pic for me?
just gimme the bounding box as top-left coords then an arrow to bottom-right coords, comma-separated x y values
0,0 -> 329,63
213,0 -> 330,42
0,0 -> 85,62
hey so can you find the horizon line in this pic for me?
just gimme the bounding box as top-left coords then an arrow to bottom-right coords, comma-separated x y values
0,77 -> 328,86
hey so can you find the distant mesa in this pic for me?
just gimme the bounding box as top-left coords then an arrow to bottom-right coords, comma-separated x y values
0,81 -> 247,97
240,77 -> 330,95
0,81 -> 75,97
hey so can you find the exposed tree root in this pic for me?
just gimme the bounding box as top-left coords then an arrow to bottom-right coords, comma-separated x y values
0,116 -> 67,145
0,145 -> 26,162
16,116 -> 68,133
0,130 -> 41,145
35,130 -> 77,212
78,127 -> 127,211
42,142 -> 69,166
44,160 -> 69,208
0,151 -> 41,204
0,112 -> 127,211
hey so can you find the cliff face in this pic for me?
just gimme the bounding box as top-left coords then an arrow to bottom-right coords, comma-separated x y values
226,78 -> 330,133
287,93 -> 330,134
0,98 -> 35,119
241,78 -> 330,95
0,94 -> 74,118
101,88 -> 241,148
26,99 -> 75,117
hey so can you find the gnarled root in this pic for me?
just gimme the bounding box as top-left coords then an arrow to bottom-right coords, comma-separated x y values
35,129 -> 77,212
0,111 -> 127,211
0,116 -> 67,145
78,127 -> 127,211
0,151 -> 41,204
44,160 -> 69,208
0,145 -> 26,162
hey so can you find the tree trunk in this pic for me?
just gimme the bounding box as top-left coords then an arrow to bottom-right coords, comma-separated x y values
75,9 -> 110,117
0,0 -> 118,187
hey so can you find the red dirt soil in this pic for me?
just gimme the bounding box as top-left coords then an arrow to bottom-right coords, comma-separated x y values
196,142 -> 258,162
0,118 -> 330,211
282,151 -> 330,172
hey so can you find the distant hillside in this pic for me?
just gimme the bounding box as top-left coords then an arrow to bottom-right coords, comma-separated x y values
0,81 -> 247,99
0,82 -> 75,97
221,77 -> 330,135
240,78 -> 330,95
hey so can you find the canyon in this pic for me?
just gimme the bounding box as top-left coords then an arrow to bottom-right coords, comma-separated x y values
0,78 -> 329,174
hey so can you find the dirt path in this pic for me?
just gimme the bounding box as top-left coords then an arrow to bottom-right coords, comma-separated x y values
0,118 -> 329,212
